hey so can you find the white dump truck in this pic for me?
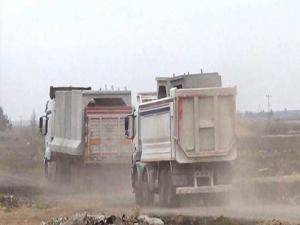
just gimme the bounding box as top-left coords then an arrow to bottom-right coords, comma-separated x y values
125,73 -> 237,206
39,86 -> 132,182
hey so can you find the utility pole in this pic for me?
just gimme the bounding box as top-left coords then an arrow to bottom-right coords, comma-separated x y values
266,94 -> 271,112
266,94 -> 272,134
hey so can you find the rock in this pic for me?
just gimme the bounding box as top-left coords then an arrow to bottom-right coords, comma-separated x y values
114,217 -> 123,225
41,217 -> 68,225
87,215 -> 106,225
0,194 -> 19,208
130,207 -> 140,218
106,215 -> 116,224
46,213 -> 165,225
62,212 -> 87,225
138,215 -> 164,225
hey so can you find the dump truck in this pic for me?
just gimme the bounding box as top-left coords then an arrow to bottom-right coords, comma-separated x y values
125,73 -> 237,206
39,86 -> 132,183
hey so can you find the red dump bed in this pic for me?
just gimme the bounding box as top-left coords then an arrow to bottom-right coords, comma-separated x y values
84,106 -> 132,164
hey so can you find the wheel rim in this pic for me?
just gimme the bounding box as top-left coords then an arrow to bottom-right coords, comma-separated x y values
134,173 -> 142,205
44,160 -> 49,179
159,170 -> 174,207
142,172 -> 153,206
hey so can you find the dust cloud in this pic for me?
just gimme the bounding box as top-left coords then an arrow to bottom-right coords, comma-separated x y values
1,120 -> 300,224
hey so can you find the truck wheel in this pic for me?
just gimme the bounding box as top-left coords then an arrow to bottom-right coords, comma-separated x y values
56,158 -> 71,184
205,192 -> 230,206
141,171 -> 154,206
44,159 -> 49,180
45,160 -> 56,182
70,161 -> 83,191
215,192 -> 231,206
55,158 -> 64,182
158,169 -> 177,207
133,171 -> 143,205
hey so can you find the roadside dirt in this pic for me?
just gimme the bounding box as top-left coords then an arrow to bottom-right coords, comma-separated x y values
1,176 -> 300,225
1,125 -> 300,225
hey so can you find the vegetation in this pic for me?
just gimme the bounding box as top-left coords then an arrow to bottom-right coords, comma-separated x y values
0,106 -> 12,131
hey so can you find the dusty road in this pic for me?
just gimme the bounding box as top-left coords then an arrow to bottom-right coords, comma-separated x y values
1,128 -> 300,225
1,172 -> 300,225
145,205 -> 300,222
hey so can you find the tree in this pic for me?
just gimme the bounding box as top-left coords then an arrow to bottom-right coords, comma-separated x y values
0,106 -> 12,131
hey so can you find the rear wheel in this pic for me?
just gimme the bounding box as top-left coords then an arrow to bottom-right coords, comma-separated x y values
44,159 -> 49,180
158,169 -> 177,207
133,171 -> 143,205
141,171 -> 154,206
215,192 -> 231,206
55,158 -> 71,184
203,192 -> 231,206
44,160 -> 56,182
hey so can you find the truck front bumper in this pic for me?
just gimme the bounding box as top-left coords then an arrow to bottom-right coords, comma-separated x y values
176,184 -> 232,195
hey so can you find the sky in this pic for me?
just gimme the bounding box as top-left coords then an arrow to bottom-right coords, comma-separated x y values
0,0 -> 300,120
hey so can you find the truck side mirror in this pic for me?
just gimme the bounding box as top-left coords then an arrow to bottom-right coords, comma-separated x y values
125,115 -> 134,139
39,116 -> 48,136
39,116 -> 43,133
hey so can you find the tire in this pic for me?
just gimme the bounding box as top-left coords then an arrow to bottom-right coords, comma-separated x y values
69,161 -> 83,191
44,160 -> 56,183
158,169 -> 177,207
133,171 -> 143,205
44,159 -> 49,180
204,192 -> 231,206
55,158 -> 71,184
215,192 -> 231,206
141,171 -> 154,206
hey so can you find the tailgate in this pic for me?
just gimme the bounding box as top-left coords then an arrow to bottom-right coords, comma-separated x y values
84,106 -> 132,163
176,87 -> 236,158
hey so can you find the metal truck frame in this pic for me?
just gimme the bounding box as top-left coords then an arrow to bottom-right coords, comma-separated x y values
125,73 -> 237,206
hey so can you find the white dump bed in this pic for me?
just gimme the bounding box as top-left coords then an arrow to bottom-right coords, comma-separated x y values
138,87 -> 236,163
49,91 -> 84,155
175,87 -> 236,159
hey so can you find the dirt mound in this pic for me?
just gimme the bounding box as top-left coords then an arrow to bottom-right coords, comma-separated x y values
42,213 -> 164,225
42,214 -> 299,225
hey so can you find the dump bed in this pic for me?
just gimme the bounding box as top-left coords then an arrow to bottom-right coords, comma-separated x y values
49,90 -> 84,156
84,106 -> 132,164
175,87 -> 236,159
138,86 -> 236,163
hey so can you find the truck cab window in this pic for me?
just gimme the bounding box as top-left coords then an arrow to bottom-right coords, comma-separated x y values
158,86 -> 167,99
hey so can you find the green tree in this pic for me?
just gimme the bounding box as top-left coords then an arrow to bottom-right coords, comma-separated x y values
0,106 -> 11,131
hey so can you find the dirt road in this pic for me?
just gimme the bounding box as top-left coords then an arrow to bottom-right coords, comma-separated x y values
1,172 -> 300,225
1,128 -> 300,225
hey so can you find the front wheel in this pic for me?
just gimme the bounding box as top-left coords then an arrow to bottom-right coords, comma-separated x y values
133,171 -> 143,205
158,169 -> 177,207
203,192 -> 231,206
44,159 -> 56,182
141,171 -> 154,206
44,159 -> 49,179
